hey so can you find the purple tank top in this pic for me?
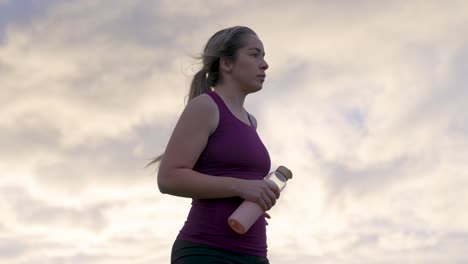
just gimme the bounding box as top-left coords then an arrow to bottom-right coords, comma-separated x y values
177,91 -> 271,257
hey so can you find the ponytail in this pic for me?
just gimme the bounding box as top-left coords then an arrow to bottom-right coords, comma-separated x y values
145,67 -> 215,169
188,68 -> 212,100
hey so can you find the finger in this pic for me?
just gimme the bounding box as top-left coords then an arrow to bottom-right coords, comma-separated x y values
273,185 -> 281,199
263,185 -> 275,200
264,189 -> 277,207
265,212 -> 271,219
258,194 -> 268,211
265,180 -> 281,199
261,192 -> 273,210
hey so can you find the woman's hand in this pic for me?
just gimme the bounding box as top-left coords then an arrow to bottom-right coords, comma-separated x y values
237,179 -> 280,211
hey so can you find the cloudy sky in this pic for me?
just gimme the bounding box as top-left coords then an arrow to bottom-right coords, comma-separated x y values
1,0 -> 468,263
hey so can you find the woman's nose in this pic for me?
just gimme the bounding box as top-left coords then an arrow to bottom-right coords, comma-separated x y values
261,58 -> 269,70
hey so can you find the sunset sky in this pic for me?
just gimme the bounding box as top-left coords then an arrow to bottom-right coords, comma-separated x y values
1,0 -> 468,263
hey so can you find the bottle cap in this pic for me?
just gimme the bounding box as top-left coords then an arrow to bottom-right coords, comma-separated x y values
276,166 -> 293,180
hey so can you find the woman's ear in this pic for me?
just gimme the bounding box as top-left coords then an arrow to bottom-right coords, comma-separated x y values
219,57 -> 233,73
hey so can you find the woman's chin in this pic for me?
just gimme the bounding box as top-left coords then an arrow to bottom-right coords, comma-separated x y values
251,83 -> 264,92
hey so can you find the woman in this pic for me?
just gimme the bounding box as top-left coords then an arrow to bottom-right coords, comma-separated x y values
151,26 -> 280,264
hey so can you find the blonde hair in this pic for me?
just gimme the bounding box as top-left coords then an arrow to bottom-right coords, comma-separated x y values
147,26 -> 257,167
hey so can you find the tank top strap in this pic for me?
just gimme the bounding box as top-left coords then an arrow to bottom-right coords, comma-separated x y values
207,91 -> 229,115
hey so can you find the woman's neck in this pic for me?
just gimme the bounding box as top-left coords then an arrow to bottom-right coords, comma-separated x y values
213,84 -> 247,114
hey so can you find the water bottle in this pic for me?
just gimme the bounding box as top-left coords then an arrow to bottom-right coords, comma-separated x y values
228,165 -> 293,234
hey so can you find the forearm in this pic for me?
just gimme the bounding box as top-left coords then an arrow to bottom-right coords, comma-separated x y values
157,168 -> 242,199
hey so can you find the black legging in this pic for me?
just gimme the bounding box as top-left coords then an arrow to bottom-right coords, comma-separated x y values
171,239 -> 270,264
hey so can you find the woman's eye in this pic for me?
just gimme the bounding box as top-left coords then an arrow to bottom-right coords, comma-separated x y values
251,53 -> 259,58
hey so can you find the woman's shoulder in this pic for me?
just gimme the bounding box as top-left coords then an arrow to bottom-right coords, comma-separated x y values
186,93 -> 218,113
184,93 -> 219,134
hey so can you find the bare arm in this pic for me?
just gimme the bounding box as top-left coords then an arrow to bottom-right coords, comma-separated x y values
158,94 -> 234,198
157,94 -> 279,209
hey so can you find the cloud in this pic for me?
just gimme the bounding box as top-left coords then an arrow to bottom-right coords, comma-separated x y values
0,0 -> 60,43
0,183 -> 181,264
0,0 -> 195,152
377,231 -> 438,252
0,239 -> 28,260
239,1 -> 468,261
1,185 -> 110,232
1,1 -> 468,263
31,127 -> 158,196
0,29 -> 183,147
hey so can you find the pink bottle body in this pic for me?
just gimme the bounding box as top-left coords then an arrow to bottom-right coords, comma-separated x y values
228,199 -> 264,234
228,168 -> 291,234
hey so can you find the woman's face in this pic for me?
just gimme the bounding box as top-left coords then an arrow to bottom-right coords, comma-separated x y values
230,34 -> 269,93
